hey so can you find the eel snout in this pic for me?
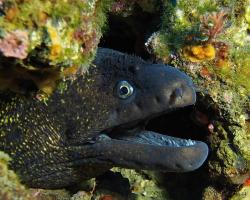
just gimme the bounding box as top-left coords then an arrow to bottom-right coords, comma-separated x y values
138,64 -> 196,110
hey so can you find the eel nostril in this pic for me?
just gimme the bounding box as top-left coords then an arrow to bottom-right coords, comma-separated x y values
136,102 -> 143,110
116,108 -> 120,114
169,88 -> 183,104
175,163 -> 182,169
174,88 -> 183,100
155,96 -> 161,104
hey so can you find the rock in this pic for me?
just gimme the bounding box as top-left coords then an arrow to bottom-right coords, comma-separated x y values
230,186 -> 250,200
0,0 -> 113,96
0,0 -> 249,199
0,151 -> 31,199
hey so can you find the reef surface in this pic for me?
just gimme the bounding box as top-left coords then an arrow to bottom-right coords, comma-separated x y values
0,0 -> 249,199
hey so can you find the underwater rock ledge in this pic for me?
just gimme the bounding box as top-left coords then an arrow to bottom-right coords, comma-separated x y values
0,0 -> 249,200
0,0 -> 114,97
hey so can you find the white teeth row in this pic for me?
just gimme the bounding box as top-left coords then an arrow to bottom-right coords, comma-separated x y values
186,139 -> 196,146
138,133 -> 196,147
165,139 -> 180,147
164,138 -> 196,147
97,132 -> 197,148
95,134 -> 111,141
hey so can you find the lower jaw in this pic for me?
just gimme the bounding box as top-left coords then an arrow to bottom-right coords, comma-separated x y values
94,127 -> 208,172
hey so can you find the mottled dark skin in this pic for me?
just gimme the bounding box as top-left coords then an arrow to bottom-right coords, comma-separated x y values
0,48 -> 208,189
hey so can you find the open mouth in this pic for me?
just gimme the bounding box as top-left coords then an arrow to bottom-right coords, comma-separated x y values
102,108 -> 199,148
93,105 -> 209,172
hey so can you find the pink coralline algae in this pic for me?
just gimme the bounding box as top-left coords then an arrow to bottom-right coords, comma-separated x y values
0,30 -> 29,59
111,1 -> 127,12
111,0 -> 135,13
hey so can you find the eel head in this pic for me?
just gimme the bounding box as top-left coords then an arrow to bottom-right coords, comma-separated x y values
78,49 -> 208,173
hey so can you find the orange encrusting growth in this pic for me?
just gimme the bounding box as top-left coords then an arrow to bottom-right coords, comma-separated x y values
63,66 -> 79,77
183,44 -> 216,62
244,178 -> 250,186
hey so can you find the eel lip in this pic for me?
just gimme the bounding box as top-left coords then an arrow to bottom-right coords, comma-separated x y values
93,130 -> 209,172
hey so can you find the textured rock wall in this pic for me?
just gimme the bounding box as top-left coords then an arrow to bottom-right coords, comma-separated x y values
0,0 -> 249,199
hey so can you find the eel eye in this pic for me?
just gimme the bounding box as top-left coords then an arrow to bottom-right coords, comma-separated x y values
116,80 -> 134,99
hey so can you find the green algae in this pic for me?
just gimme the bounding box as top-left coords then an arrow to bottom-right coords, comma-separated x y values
29,189 -> 71,200
0,151 -> 31,200
112,168 -> 170,200
0,0 -> 114,96
246,2 -> 250,30
202,186 -> 223,200
147,0 -> 250,94
230,186 -> 250,200
0,0 -> 249,199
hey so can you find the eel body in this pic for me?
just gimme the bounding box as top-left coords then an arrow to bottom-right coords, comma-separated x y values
0,48 -> 208,188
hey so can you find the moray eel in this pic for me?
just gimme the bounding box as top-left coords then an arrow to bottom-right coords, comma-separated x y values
0,48 -> 208,189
